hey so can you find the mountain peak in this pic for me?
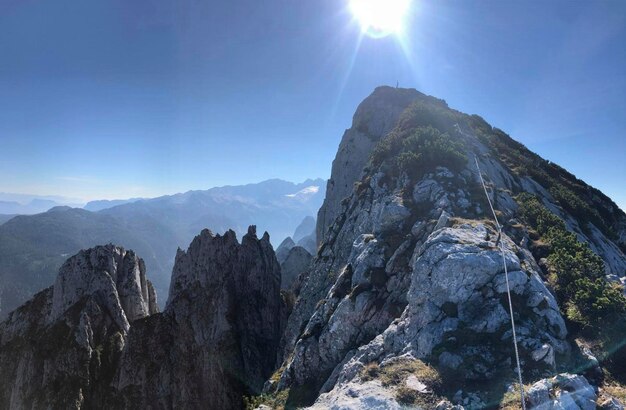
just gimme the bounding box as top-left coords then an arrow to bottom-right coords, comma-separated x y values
2,87 -> 626,409
47,205 -> 74,212
276,86 -> 626,408
51,244 -> 158,330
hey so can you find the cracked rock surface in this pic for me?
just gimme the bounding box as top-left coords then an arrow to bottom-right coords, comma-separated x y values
0,245 -> 157,409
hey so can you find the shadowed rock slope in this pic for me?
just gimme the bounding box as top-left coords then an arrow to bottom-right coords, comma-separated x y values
113,226 -> 283,410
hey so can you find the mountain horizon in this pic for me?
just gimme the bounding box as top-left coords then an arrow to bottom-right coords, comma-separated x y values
1,84 -> 625,409
1,0 -> 625,408
0,177 -> 326,318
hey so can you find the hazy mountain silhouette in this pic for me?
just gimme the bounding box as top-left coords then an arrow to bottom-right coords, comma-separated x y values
0,178 -> 325,318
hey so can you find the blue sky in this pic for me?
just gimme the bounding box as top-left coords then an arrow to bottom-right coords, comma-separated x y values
0,0 -> 624,209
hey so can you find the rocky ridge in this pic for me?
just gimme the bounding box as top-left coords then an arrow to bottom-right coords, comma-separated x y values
276,237 -> 297,264
2,86 -> 626,410
0,227 -> 284,410
113,226 -> 283,410
0,245 -> 157,409
261,87 -> 626,409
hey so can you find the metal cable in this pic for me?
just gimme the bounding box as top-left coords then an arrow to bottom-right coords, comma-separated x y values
474,155 -> 526,409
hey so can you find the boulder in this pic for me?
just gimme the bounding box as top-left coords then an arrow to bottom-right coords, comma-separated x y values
527,374 -> 597,410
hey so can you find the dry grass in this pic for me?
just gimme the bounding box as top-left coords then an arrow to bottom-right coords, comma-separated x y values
360,362 -> 380,382
378,358 -> 441,389
270,366 -> 286,383
394,386 -> 441,407
450,217 -> 497,230
498,384 -> 534,410
361,357 -> 443,407
602,383 -> 626,403
499,389 -> 522,410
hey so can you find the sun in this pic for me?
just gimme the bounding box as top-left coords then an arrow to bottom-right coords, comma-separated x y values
349,0 -> 411,39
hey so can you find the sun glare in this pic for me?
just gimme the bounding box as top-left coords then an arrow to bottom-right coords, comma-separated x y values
349,0 -> 411,39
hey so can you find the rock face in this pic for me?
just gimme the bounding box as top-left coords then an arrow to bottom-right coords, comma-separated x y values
293,216 -> 318,255
3,86 -> 626,409
50,245 -> 158,331
0,228 -> 283,410
326,224 -> 566,382
278,223 -> 569,398
310,379 -> 402,410
280,246 -> 312,290
316,87 -> 429,244
527,373 -> 597,410
277,217 -> 319,264
297,233 -> 317,256
267,87 -> 626,408
0,245 -> 157,409
113,226 -> 283,410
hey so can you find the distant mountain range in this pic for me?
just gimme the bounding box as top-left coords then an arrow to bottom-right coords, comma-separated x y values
0,178 -> 325,318
0,199 -> 64,215
0,194 -> 141,216
83,198 -> 144,211
0,193 -> 84,215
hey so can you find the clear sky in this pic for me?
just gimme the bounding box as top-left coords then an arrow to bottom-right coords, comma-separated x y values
0,0 -> 624,209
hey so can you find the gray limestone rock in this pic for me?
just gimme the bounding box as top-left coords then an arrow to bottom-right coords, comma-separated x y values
114,226 -> 283,410
317,87 -> 427,244
0,229 -> 283,410
0,245 -> 157,409
309,380 -> 402,410
50,245 -> 157,331
527,374 -> 597,410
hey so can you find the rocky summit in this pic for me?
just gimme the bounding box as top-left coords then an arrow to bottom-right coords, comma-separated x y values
266,86 -> 626,409
2,86 -> 626,410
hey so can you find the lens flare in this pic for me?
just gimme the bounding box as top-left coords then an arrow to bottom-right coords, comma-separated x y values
349,0 -> 411,38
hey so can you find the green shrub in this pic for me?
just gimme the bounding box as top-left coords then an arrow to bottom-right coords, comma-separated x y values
517,193 -> 626,328
549,185 -> 612,236
396,100 -> 459,135
371,125 -> 467,182
472,116 -> 619,240
243,389 -> 289,410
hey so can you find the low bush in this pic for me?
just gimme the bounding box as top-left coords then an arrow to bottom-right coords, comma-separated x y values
517,193 -> 626,329
243,389 -> 289,410
371,125 -> 467,182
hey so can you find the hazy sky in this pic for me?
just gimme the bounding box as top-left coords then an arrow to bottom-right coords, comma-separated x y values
0,0 -> 624,208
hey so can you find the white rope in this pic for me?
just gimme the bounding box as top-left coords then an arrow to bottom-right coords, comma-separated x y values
474,155 -> 526,410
